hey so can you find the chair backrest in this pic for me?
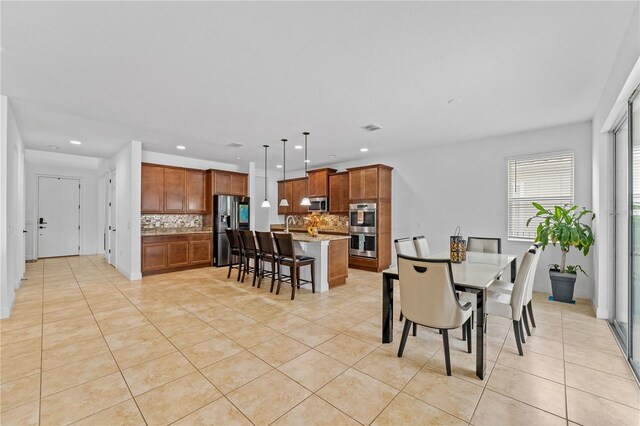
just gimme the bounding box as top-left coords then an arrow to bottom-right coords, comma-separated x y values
467,237 -> 502,254
509,245 -> 537,320
226,229 -> 240,250
397,254 -> 470,329
255,231 -> 276,256
239,230 -> 257,252
524,243 -> 542,304
412,236 -> 431,258
394,238 -> 416,257
273,232 -> 295,258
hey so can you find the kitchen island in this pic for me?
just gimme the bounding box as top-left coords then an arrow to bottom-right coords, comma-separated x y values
280,232 -> 350,292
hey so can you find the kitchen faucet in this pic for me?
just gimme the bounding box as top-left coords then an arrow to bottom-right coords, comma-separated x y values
286,215 -> 296,233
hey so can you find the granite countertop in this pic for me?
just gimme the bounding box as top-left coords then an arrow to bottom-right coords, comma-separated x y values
290,233 -> 351,242
270,225 -> 349,235
141,227 -> 213,236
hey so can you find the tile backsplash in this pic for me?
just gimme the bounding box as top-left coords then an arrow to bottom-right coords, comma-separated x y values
142,214 -> 203,229
286,213 -> 349,229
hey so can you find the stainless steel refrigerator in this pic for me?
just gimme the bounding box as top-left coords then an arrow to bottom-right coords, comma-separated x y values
213,195 -> 250,266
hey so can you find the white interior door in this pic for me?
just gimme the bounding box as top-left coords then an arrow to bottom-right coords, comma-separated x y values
38,176 -> 80,258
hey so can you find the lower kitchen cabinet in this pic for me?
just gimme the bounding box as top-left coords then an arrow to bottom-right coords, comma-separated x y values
142,233 -> 212,275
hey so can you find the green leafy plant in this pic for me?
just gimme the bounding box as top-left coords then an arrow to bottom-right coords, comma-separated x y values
527,203 -> 595,273
549,263 -> 587,275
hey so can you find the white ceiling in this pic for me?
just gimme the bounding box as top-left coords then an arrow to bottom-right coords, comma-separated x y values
1,1 -> 637,169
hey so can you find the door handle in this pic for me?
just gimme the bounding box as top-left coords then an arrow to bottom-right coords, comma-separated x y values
39,226 -> 46,229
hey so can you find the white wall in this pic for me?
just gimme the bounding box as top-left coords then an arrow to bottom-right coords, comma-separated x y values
292,121 -> 595,299
141,151 -> 240,172
25,150 -> 102,259
592,3 -> 640,318
101,141 -> 142,280
1,96 -> 26,318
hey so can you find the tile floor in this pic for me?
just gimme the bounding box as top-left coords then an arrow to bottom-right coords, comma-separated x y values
1,256 -> 639,425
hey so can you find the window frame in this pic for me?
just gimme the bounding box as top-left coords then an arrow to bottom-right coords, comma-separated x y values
506,150 -> 575,242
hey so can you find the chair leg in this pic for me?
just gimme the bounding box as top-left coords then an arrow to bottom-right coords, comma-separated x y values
275,263 -> 283,295
237,253 -> 243,282
241,256 -> 248,283
291,266 -> 297,300
522,306 -> 531,336
399,311 -> 404,322
252,257 -> 259,287
270,259 -> 276,293
442,329 -> 452,376
462,322 -> 466,341
519,319 -> 526,343
527,301 -> 536,328
412,322 -> 417,336
227,256 -> 233,279
310,262 -> 316,293
466,319 -> 472,353
397,319 -> 412,357
513,320 -> 524,356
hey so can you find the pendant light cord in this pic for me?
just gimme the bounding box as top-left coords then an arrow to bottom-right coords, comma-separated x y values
263,144 -> 269,201
303,132 -> 309,196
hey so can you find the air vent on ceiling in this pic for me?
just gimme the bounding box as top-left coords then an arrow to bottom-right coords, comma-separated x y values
228,142 -> 244,148
361,123 -> 383,132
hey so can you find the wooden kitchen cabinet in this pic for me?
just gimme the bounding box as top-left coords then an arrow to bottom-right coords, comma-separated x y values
212,171 -> 248,196
163,168 -> 186,212
307,168 -> 336,198
142,233 -> 213,275
329,172 -> 350,213
291,178 -> 307,214
186,169 -> 207,213
141,164 -> 165,213
348,164 -> 392,202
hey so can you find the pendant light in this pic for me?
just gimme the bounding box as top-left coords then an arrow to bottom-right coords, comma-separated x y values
279,138 -> 289,207
300,131 -> 311,206
261,144 -> 270,208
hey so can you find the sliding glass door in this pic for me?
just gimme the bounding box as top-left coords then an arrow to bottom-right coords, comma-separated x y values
631,87 -> 640,375
614,118 -> 629,350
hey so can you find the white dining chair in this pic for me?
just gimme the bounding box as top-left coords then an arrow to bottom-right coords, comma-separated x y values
396,255 -> 473,376
490,243 -> 541,336
412,235 -> 431,257
394,238 -> 417,330
485,245 -> 538,356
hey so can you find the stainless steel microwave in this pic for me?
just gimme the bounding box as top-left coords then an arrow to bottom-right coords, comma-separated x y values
308,197 -> 328,212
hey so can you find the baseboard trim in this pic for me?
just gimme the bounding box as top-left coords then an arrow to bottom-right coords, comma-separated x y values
1,290 -> 16,319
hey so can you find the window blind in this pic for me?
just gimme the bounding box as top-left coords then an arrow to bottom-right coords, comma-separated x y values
507,151 -> 574,240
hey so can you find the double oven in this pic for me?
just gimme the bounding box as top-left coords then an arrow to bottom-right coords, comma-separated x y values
349,203 -> 377,258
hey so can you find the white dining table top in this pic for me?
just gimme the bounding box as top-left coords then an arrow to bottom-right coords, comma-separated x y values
382,251 -> 517,290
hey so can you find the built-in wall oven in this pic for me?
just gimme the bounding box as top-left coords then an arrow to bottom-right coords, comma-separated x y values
349,203 -> 377,258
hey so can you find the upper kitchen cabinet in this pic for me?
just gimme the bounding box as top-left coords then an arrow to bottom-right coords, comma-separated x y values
291,178 -> 307,214
141,163 -> 165,213
212,171 -> 248,196
348,164 -> 392,201
306,168 -> 337,198
277,180 -> 293,215
163,167 -> 187,212
186,169 -> 208,213
329,172 -> 349,213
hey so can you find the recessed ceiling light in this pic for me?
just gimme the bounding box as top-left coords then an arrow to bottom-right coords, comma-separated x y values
304,159 -> 311,163
294,145 -> 303,150
69,140 -> 82,145
48,145 -> 58,150
329,154 -> 336,158
176,145 -> 186,150
276,164 -> 282,168
235,156 -> 242,160
360,148 -> 369,152
448,98 -> 462,104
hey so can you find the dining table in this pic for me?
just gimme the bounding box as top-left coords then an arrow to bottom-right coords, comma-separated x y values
381,251 -> 517,380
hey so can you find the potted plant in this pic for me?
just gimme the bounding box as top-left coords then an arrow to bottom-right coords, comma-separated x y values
527,203 -> 595,303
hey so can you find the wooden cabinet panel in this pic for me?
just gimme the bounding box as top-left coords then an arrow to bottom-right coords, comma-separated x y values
214,172 -> 231,195
141,164 -> 164,213
230,174 -> 247,196
349,169 -> 364,201
167,241 -> 189,267
186,169 -> 207,213
190,239 -> 212,265
277,181 -> 289,215
164,168 -> 186,212
307,168 -> 336,198
363,168 -> 378,200
329,173 -> 349,213
291,179 -> 307,214
142,243 -> 167,272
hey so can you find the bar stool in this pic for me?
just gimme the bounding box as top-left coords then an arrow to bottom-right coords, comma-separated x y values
273,233 -> 315,300
239,230 -> 260,286
225,229 -> 243,281
255,231 -> 279,291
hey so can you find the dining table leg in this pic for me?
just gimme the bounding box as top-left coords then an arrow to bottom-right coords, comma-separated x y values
382,274 -> 394,344
476,288 -> 486,380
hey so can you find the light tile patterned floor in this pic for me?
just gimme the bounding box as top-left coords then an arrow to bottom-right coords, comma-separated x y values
1,256 -> 639,425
